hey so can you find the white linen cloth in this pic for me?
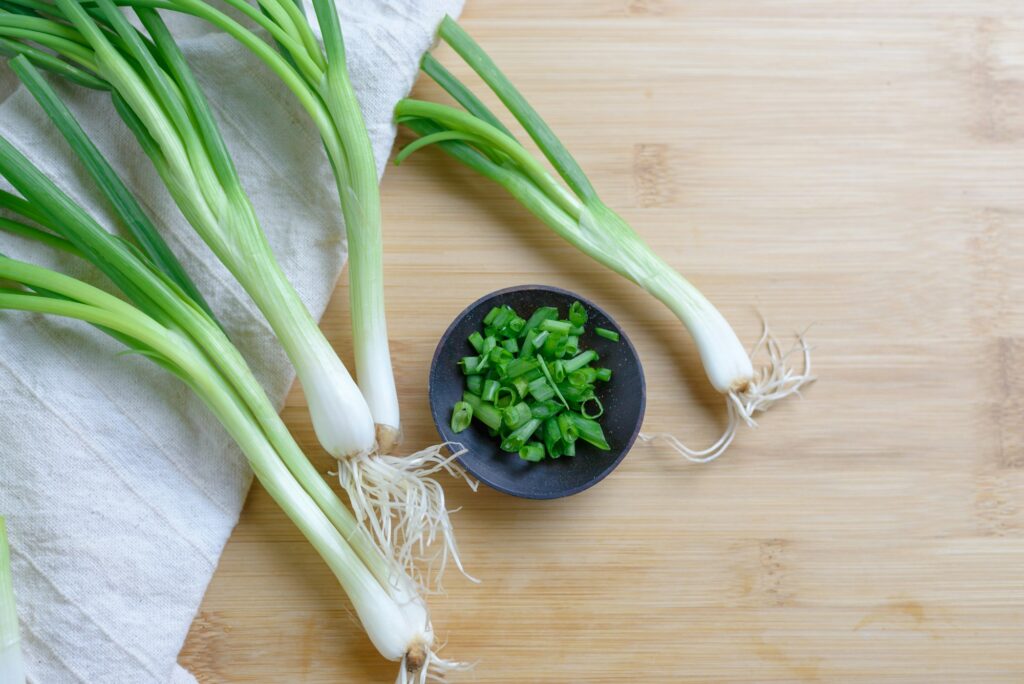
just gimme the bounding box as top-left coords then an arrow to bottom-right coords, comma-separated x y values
0,1 -> 463,681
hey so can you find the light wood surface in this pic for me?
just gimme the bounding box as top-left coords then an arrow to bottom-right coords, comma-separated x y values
181,2 -> 1024,681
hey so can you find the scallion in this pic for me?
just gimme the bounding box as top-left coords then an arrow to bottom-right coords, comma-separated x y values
400,16 -> 814,463
0,518 -> 24,684
0,155 -> 461,677
1,0 -> 478,596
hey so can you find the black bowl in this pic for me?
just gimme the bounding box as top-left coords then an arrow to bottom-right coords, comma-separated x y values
429,285 -> 646,499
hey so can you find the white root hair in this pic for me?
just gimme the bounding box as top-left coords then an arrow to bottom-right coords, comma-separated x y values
337,443 -> 480,593
396,644 -> 474,684
640,323 -> 815,463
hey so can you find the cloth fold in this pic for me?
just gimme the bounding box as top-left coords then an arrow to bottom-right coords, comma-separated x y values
0,1 -> 462,681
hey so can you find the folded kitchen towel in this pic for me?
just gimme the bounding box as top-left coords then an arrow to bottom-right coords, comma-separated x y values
0,1 -> 463,681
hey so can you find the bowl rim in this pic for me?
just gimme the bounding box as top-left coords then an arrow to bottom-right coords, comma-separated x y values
428,283 -> 647,499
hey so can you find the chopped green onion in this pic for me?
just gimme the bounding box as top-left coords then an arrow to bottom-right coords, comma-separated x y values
451,299 -> 615,462
505,356 -> 539,378
518,442 -> 544,462
530,400 -> 563,420
595,367 -> 612,382
503,401 -> 532,429
539,318 -> 572,335
541,332 -> 567,358
581,396 -> 604,419
500,418 -> 542,452
560,383 -> 593,405
459,355 -> 482,375
491,306 -> 513,330
556,412 -> 578,443
568,367 -> 597,387
550,360 -> 566,383
483,306 -> 501,325
519,328 -> 539,357
527,376 -> 555,402
595,327 -> 620,342
564,335 -> 579,356
569,413 -> 610,450
521,306 -> 557,335
542,417 -> 563,458
468,330 -> 484,352
462,391 -> 503,430
481,378 -> 500,402
568,300 -> 587,327
450,401 -> 473,433
488,346 -> 514,367
537,356 -> 570,408
563,349 -> 598,373
494,386 -> 517,409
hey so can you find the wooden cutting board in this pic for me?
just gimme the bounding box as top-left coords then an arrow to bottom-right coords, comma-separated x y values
181,1 -> 1024,681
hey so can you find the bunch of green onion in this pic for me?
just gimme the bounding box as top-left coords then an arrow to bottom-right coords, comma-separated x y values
0,0 -> 473,587
0,518 -> 24,684
395,17 -> 814,463
0,94 -> 464,679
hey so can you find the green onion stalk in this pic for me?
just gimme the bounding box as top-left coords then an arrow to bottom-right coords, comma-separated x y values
0,131 -> 465,679
394,17 -> 814,463
0,518 -> 25,684
0,0 -> 474,588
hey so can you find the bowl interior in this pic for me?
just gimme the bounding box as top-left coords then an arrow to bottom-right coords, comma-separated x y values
429,285 -> 646,499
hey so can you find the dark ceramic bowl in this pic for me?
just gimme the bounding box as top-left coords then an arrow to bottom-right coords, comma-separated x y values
429,285 -> 646,499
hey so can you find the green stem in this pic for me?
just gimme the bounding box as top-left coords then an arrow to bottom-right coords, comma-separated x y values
437,16 -> 597,202
0,216 -> 83,256
396,98 -> 582,220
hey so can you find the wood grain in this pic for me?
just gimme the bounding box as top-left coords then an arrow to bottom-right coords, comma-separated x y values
180,1 -> 1024,681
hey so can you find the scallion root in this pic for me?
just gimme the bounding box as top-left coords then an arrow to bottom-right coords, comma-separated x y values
397,640 -> 473,684
337,443 -> 480,592
639,324 -> 815,463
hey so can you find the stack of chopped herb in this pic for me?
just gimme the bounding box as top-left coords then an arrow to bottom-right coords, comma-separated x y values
451,301 -> 619,461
